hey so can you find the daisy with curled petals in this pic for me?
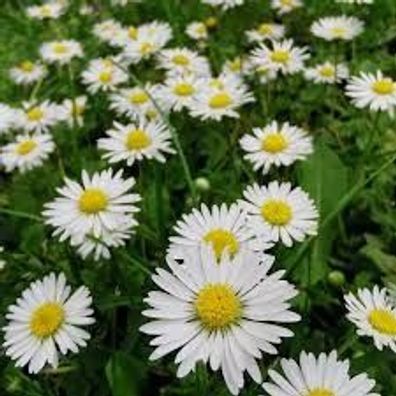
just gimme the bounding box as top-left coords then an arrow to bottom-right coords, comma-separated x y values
246,22 -> 285,43
98,119 -> 175,166
16,101 -> 61,133
93,19 -> 124,44
0,133 -> 55,173
311,16 -> 364,41
42,169 -> 141,256
345,71 -> 396,116
271,0 -> 302,15
3,273 -> 94,374
0,103 -> 16,134
202,0 -> 245,10
240,121 -> 313,174
240,181 -> 319,247
9,60 -> 47,86
304,61 -> 349,84
141,247 -> 300,395
169,203 -> 273,261
61,96 -> 88,127
26,3 -> 66,19
262,350 -> 379,396
186,22 -> 208,41
40,40 -> 83,65
345,286 -> 396,352
250,39 -> 310,75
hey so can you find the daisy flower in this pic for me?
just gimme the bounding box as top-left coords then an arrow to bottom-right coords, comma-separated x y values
250,64 -> 278,84
270,0 -> 302,15
222,57 -> 250,78
42,169 -> 141,258
250,39 -> 310,75
3,273 -> 94,374
40,40 -> 83,65
108,25 -> 139,48
246,22 -> 285,43
98,119 -> 175,166
0,133 -> 55,173
16,101 -> 61,133
9,60 -> 47,85
26,3 -> 66,19
0,103 -> 17,134
201,0 -> 245,10
186,22 -> 208,41
240,121 -> 313,174
141,247 -> 300,395
169,203 -> 273,261
93,19 -> 124,44
304,61 -> 349,84
81,58 -> 128,94
240,181 -> 319,247
61,96 -> 88,127
345,285 -> 396,352
311,16 -> 364,41
262,350 -> 379,396
345,71 -> 396,115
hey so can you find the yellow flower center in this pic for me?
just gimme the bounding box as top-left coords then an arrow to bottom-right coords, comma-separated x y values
195,284 -> 241,331
205,17 -> 218,28
19,61 -> 35,72
306,389 -> 334,396
129,90 -> 149,105
27,107 -> 44,122
261,199 -> 292,225
372,78 -> 395,95
229,58 -> 242,72
258,23 -> 273,36
30,302 -> 65,339
368,309 -> 396,335
128,26 -> 138,39
145,108 -> 158,119
40,5 -> 52,17
195,24 -> 207,35
139,42 -> 154,55
99,70 -> 112,84
280,0 -> 293,5
331,27 -> 347,38
261,133 -> 288,153
79,188 -> 108,214
172,54 -> 190,66
53,43 -> 68,54
319,65 -> 335,78
173,82 -> 195,96
16,140 -> 37,156
271,49 -> 290,64
209,92 -> 233,109
125,128 -> 152,150
203,228 -> 239,260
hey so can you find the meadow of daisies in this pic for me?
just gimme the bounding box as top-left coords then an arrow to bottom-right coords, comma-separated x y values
0,0 -> 396,394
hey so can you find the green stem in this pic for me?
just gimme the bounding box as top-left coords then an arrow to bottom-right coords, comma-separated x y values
0,207 -> 42,222
118,250 -> 152,276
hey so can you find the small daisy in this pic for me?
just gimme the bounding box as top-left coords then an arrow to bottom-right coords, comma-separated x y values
262,350 -> 379,396
169,203 -> 273,261
16,101 -> 61,133
304,61 -> 349,84
141,247 -> 300,395
3,273 -> 94,374
222,57 -> 249,78
81,58 -> 128,94
250,39 -> 310,75
0,103 -> 17,134
40,40 -> 83,65
98,119 -> 175,166
246,22 -> 285,43
250,63 -> 278,84
271,0 -> 302,15
201,0 -> 245,10
345,71 -> 396,115
9,60 -> 47,86
240,181 -> 319,247
93,19 -> 124,44
61,96 -> 88,127
42,169 -> 141,254
345,285 -> 396,352
240,121 -> 313,174
186,21 -> 208,41
0,133 -> 55,173
26,3 -> 66,19
311,16 -> 364,41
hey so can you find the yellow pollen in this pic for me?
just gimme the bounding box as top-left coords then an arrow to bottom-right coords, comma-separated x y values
261,199 -> 292,226
195,284 -> 241,330
172,54 -> 190,66
195,24 -> 207,35
319,65 -> 335,78
16,140 -> 37,156
19,61 -> 35,72
280,0 -> 293,5
53,43 -> 68,54
27,107 -> 44,122
205,17 -> 218,28
39,5 -> 52,17
128,26 -> 138,39
30,302 -> 64,338
209,92 -> 233,109
270,49 -> 290,64
79,188 -> 108,214
331,27 -> 347,38
99,70 -> 112,84
368,309 -> 396,335
258,23 -> 273,36
125,128 -> 152,150
173,82 -> 195,96
129,90 -> 149,105
261,133 -> 288,153
306,389 -> 334,396
372,79 -> 395,95
203,228 -> 239,260
139,42 -> 154,55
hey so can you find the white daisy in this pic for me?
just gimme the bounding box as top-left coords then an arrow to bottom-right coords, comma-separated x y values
107,25 -> 139,48
222,57 -> 250,78
240,181 -> 319,247
26,3 -> 66,19
262,350 -> 379,396
345,71 -> 396,115
40,40 -> 83,65
201,0 -> 245,10
9,60 -> 47,86
246,22 -> 285,43
169,203 -> 273,261
3,273 -> 94,374
98,119 -> 175,166
141,247 -> 300,395
186,22 -> 208,41
0,103 -> 17,135
93,19 -> 124,44
304,61 -> 349,84
61,96 -> 88,127
0,133 -> 55,173
270,0 -> 302,15
240,121 -> 313,174
345,285 -> 396,352
311,16 -> 364,41
250,39 -> 310,75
